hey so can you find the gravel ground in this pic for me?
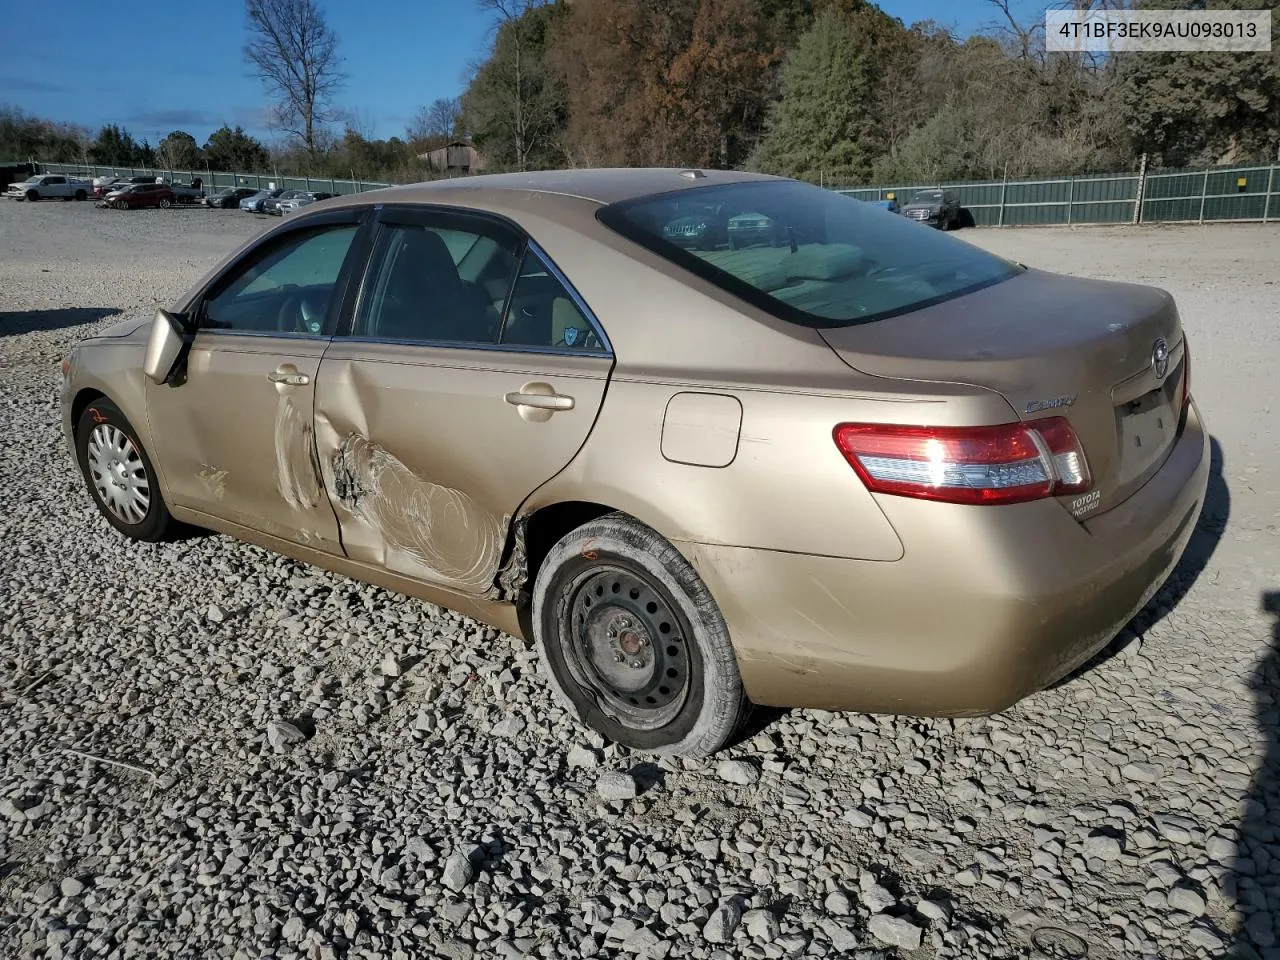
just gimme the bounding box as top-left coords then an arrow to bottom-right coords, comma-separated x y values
1,200 -> 1278,960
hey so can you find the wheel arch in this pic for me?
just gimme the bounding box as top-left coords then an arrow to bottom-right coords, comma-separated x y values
71,388 -> 108,438
507,499 -> 620,637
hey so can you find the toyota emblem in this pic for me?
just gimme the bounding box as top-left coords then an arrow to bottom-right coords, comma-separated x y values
1151,338 -> 1169,380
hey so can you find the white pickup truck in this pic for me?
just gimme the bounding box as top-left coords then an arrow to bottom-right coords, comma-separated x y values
5,174 -> 93,202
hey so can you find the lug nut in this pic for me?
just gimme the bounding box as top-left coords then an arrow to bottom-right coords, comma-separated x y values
612,652 -> 624,663
628,659 -> 643,669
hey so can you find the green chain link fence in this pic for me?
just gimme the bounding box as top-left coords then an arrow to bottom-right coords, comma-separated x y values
33,160 -> 1280,225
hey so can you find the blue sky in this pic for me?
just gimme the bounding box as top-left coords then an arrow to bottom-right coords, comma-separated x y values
0,0 -> 1041,146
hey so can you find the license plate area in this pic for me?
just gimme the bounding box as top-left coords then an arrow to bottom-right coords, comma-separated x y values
1115,385 -> 1177,487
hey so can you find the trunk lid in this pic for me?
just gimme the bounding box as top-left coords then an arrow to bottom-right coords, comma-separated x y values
818,267 -> 1186,519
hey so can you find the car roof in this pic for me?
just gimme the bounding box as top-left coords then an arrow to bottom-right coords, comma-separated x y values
322,167 -> 782,211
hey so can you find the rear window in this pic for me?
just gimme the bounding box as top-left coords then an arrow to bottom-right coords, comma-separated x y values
597,179 -> 1021,328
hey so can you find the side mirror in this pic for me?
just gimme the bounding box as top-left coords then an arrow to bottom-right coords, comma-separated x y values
143,309 -> 190,384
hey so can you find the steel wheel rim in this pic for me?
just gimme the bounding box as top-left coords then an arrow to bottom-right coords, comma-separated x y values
86,424 -> 151,525
561,565 -> 691,730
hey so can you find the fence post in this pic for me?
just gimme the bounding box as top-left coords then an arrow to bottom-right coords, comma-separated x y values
1132,153 -> 1147,224
1067,177 -> 1074,225
1198,167 -> 1210,223
330,177 -> 336,194
1264,165 -> 1275,224
998,177 -> 1007,227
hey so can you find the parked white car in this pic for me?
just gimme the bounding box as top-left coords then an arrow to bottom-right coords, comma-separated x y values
6,174 -> 92,201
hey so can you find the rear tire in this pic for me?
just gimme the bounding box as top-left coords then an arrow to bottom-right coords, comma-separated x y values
74,189 -> 87,201
532,513 -> 749,757
75,398 -> 175,542
159,197 -> 172,209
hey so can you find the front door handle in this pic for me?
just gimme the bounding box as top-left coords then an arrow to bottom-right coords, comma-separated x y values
268,369 -> 310,386
504,390 -> 574,411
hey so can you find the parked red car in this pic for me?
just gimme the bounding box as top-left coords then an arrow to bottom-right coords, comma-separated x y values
100,183 -> 176,210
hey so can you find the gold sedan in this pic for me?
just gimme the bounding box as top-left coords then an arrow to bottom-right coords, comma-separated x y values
61,169 -> 1209,755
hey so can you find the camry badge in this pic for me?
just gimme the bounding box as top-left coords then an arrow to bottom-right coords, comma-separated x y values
1025,395 -> 1077,414
1152,338 -> 1169,380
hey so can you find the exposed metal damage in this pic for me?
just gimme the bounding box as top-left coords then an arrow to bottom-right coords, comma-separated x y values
491,516 -> 529,601
330,434 -> 507,592
196,465 -> 228,500
274,396 -> 323,509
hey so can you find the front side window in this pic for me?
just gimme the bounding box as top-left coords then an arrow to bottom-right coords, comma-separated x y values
598,180 -> 1020,327
353,219 -> 520,344
201,225 -> 358,335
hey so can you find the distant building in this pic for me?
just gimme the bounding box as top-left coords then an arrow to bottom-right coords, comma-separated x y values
420,141 -> 486,175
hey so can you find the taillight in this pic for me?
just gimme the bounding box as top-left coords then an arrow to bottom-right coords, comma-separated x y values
833,417 -> 1091,506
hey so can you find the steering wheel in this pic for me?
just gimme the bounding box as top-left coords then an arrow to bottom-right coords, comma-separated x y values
277,292 -> 325,334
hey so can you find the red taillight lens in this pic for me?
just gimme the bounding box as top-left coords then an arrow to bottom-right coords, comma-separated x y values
833,417 -> 1091,505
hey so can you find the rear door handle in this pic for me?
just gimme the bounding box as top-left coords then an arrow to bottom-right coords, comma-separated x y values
268,370 -> 310,386
505,390 -> 574,411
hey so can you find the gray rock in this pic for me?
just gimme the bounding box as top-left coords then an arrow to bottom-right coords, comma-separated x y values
843,809 -> 874,829
820,919 -> 860,951
206,604 -> 226,623
265,720 -> 305,749
566,745 -> 600,769
1205,835 -> 1237,862
0,798 -> 26,821
824,891 -> 853,915
281,915 -> 307,943
59,877 -> 85,898
1186,926 -> 1224,951
703,900 -> 742,944
620,926 -> 663,954
441,847 -> 478,892
743,908 -> 780,942
917,899 -> 952,924
1082,834 -> 1122,861
405,836 -> 436,862
597,770 -> 638,802
862,883 -> 896,914
867,914 -> 923,951
716,759 -> 759,786
491,715 -> 525,738
1167,885 -> 1206,916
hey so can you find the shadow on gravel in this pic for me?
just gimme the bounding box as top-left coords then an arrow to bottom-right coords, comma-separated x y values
1054,435 -> 1230,686
0,306 -> 121,337
1233,594 -> 1280,956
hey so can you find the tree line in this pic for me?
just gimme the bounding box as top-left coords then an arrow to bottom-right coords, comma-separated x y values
4,0 -> 1277,186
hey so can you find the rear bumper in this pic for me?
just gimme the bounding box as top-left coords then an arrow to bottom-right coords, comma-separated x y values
680,400 -> 1210,715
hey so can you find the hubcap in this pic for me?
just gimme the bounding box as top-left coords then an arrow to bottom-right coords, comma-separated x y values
564,567 -> 690,729
86,424 -> 150,524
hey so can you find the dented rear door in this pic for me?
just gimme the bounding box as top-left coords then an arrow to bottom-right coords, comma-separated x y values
313,207 -> 613,595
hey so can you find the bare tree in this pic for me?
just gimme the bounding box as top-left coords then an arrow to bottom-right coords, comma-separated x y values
407,98 -> 461,144
984,0 -> 1044,61
476,0 -> 550,172
244,0 -> 345,154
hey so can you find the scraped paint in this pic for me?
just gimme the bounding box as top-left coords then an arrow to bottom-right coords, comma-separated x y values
331,434 -> 506,591
274,396 -> 322,509
196,465 -> 228,500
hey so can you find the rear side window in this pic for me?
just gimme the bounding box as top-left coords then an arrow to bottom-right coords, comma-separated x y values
353,221 -> 520,345
500,248 -> 604,352
598,180 -> 1021,328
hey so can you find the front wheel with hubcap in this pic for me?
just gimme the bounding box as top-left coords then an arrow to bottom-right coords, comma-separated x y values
533,513 -> 749,756
76,398 -> 175,541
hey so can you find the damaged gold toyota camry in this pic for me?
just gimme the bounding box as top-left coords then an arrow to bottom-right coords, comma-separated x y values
61,169 -> 1209,756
